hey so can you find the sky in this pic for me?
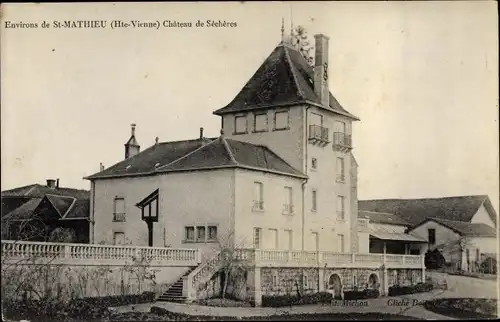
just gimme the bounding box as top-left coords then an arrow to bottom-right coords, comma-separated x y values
1,2 -> 498,212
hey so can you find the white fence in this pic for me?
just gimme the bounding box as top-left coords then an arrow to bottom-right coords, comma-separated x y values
1,240 -> 201,267
236,249 -> 423,269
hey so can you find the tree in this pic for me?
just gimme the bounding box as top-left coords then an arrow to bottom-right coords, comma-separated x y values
48,227 -> 76,243
215,230 -> 250,301
293,25 -> 314,66
424,249 -> 445,269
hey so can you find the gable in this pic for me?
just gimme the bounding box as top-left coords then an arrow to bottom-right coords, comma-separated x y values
471,203 -> 495,228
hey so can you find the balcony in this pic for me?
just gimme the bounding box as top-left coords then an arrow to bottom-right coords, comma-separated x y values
252,200 -> 264,212
113,212 -> 126,222
333,132 -> 352,152
282,204 -> 294,215
308,125 -> 330,146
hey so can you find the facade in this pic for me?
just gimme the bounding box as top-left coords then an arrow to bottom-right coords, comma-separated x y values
86,33 -> 360,256
84,29 -> 426,305
360,195 -> 498,271
409,217 -> 497,271
1,180 -> 90,243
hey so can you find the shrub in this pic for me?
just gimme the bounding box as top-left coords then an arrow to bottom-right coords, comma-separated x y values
425,249 -> 446,269
2,291 -> 156,321
480,257 -> 497,274
261,291 -> 333,307
388,283 -> 433,296
343,289 -> 380,300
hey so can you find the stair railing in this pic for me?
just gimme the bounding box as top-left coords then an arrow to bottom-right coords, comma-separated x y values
183,251 -> 223,300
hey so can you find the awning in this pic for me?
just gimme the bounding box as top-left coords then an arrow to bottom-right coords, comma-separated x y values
369,232 -> 428,243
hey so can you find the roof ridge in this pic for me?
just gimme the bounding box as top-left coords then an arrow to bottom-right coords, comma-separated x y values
221,137 -> 239,165
283,45 -> 305,100
24,184 -> 38,196
44,195 -> 63,218
61,197 -> 77,219
361,194 -> 489,202
156,137 -> 221,171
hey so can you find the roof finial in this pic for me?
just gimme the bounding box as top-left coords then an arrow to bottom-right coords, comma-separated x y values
281,17 -> 285,43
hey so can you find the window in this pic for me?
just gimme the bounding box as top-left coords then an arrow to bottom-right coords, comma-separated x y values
253,228 -> 262,249
353,275 -> 357,287
113,196 -> 126,222
303,273 -> 309,288
208,226 -> 217,241
334,121 -> 346,134
338,234 -> 345,253
185,226 -> 195,241
283,186 -> 293,214
268,229 -> 278,249
428,229 -> 436,245
197,226 -> 206,242
312,189 -> 317,212
254,113 -> 268,132
284,229 -> 293,250
311,157 -> 318,170
253,182 -> 264,211
113,232 -> 125,245
234,115 -> 248,134
274,111 -> 289,130
311,232 -> 319,251
336,157 -> 345,182
272,274 -> 278,288
337,195 -> 345,220
310,112 -> 323,126
476,248 -> 480,261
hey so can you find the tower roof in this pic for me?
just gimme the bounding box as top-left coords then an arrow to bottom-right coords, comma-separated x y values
213,42 -> 359,120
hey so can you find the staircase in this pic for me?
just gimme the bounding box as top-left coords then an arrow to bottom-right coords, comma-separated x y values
157,266 -> 196,303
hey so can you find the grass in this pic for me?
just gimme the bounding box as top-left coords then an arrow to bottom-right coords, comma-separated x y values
424,298 -> 498,320
192,297 -> 252,307
109,308 -> 425,321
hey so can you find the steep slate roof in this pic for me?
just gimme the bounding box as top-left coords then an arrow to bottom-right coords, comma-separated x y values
213,42 -> 359,120
412,217 -> 497,238
2,184 -> 89,200
359,210 -> 410,227
2,184 -> 89,221
359,195 -> 496,227
86,136 -> 306,180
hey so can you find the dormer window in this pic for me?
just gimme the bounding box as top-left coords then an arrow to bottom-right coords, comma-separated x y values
274,110 -> 289,131
234,114 -> 248,134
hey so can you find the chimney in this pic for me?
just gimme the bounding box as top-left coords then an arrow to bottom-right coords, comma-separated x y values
125,123 -> 140,159
155,137 -> 159,146
100,162 -> 105,171
131,123 -> 136,136
314,34 -> 330,107
56,178 -> 60,189
199,127 -> 204,139
46,179 -> 56,189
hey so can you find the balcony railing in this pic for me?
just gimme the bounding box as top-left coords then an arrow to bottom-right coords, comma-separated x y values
308,125 -> 329,145
337,210 -> 345,221
333,132 -> 352,151
282,204 -> 294,215
336,174 -> 345,183
1,240 -> 202,266
358,218 -> 369,232
252,200 -> 264,212
113,212 -> 126,222
234,248 -> 424,269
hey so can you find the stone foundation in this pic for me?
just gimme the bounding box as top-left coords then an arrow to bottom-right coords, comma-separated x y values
231,266 -> 426,306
